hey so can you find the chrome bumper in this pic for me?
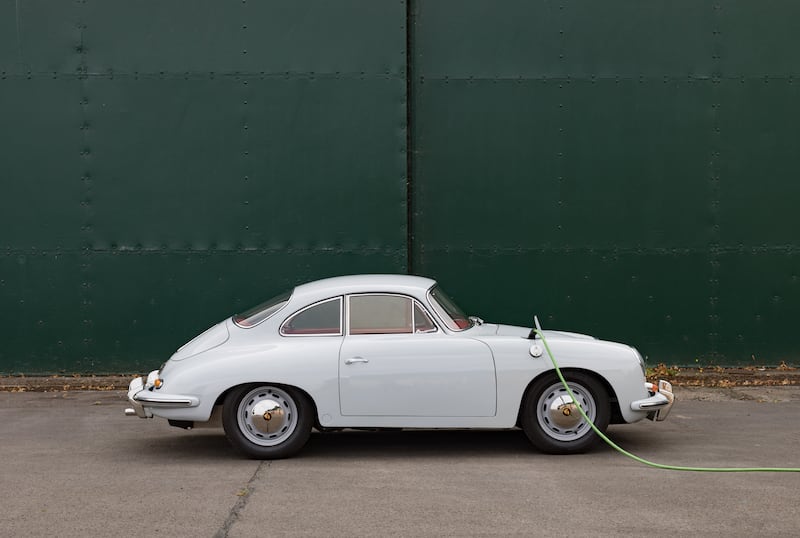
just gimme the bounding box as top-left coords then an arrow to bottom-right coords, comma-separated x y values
630,380 -> 674,421
124,370 -> 199,418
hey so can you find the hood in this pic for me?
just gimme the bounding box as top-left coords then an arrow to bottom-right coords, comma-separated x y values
469,323 -> 597,340
493,324 -> 532,337
538,329 -> 596,341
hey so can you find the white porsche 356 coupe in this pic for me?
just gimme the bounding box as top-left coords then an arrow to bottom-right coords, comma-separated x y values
125,274 -> 673,458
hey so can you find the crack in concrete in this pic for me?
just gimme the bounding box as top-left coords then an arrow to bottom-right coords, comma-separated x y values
213,461 -> 268,538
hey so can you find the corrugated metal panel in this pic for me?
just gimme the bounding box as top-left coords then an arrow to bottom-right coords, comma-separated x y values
0,1 -> 407,372
2,0 -> 800,371
411,0 -> 800,364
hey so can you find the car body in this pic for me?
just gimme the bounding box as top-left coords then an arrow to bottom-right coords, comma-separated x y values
125,274 -> 674,458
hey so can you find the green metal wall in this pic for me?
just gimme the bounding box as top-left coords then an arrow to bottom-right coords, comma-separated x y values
0,1 -> 408,372
411,0 -> 800,365
1,0 -> 798,372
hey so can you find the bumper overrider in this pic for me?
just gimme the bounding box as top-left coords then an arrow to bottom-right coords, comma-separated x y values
124,370 -> 199,418
630,380 -> 674,421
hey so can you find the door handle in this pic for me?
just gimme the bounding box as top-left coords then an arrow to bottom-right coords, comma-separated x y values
344,357 -> 369,365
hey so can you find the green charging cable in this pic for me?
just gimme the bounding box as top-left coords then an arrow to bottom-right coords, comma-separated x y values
534,328 -> 800,473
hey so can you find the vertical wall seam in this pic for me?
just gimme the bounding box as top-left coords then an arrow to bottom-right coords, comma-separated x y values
708,2 -> 722,359
556,2 -> 566,246
405,0 -> 414,274
241,1 -> 250,250
77,0 -> 93,368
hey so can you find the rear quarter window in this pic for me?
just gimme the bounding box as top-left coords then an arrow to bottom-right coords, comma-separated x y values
280,297 -> 343,336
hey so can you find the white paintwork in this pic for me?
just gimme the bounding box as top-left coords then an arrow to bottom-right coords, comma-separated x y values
339,333 -> 496,416
128,274 -> 670,430
172,322 -> 229,361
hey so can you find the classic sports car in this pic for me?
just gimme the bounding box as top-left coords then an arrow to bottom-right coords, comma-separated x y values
125,274 -> 674,458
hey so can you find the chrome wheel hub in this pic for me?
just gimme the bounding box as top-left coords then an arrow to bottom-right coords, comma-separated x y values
548,396 -> 581,429
237,386 -> 298,446
250,398 -> 287,434
536,381 -> 596,442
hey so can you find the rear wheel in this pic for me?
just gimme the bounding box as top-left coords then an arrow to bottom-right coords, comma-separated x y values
521,372 -> 610,454
222,384 -> 313,459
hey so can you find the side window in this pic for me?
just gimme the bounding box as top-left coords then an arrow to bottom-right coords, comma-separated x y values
413,301 -> 437,333
280,297 -> 342,336
349,295 -> 412,335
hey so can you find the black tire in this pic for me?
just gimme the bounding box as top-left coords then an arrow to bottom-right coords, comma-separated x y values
520,371 -> 610,455
222,384 -> 313,459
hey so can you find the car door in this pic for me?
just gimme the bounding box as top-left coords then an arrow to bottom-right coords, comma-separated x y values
338,293 -> 497,417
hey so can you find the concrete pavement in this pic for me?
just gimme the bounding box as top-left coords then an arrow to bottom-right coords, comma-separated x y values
1,387 -> 799,537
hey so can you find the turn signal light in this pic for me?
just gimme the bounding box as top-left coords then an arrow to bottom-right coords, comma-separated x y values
153,378 -> 163,389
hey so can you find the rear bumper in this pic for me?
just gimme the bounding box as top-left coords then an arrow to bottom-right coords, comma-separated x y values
630,380 -> 674,421
124,370 -> 199,418
124,376 -> 149,417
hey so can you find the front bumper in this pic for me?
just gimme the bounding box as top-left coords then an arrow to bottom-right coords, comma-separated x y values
630,380 -> 674,421
124,370 -> 200,418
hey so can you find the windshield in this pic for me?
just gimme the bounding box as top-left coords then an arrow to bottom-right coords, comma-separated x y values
233,290 -> 292,328
428,285 -> 472,331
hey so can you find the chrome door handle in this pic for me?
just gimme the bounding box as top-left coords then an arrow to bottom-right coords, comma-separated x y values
344,357 -> 369,365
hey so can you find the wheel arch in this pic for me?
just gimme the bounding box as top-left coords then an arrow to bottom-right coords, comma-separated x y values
214,382 -> 320,424
516,368 -> 623,426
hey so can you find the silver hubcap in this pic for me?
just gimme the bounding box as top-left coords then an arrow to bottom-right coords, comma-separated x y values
237,386 -> 298,446
536,381 -> 596,442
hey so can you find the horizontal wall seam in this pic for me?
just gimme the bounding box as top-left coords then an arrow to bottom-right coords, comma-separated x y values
0,71 -> 406,80
2,74 -> 795,82
0,247 -> 407,255
414,75 -> 796,82
413,246 -> 800,255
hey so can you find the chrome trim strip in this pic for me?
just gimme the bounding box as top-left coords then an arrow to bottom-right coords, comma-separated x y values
631,392 -> 669,410
631,380 -> 674,420
126,371 -> 199,412
133,392 -> 198,407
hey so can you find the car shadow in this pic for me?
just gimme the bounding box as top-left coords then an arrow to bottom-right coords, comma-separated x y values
123,426 -> 667,462
299,428 -> 634,460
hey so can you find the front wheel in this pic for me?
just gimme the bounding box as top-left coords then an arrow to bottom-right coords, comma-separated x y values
520,372 -> 610,454
222,384 -> 313,459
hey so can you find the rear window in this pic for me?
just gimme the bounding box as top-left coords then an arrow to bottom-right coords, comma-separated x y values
233,290 -> 292,328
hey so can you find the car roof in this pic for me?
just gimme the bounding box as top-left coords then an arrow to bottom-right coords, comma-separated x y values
290,274 -> 437,304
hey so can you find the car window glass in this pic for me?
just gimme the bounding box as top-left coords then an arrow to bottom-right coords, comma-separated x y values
428,285 -> 472,331
349,295 -> 412,335
281,297 -> 342,335
413,301 -> 437,333
233,290 -> 291,328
